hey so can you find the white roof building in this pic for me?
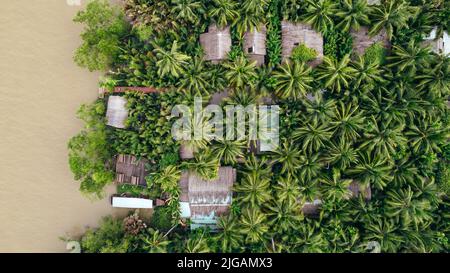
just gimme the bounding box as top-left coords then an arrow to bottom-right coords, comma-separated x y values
111,196 -> 153,209
106,96 -> 128,129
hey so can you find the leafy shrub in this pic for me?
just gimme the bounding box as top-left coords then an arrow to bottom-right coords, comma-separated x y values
159,152 -> 180,169
267,0 -> 282,66
363,42 -> 387,65
81,216 -> 129,253
324,28 -> 353,60
68,100 -> 114,197
150,206 -> 174,231
291,43 -> 318,62
73,0 -> 129,71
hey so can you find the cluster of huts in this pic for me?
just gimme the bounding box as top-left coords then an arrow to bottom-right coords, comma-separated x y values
102,12 -> 449,228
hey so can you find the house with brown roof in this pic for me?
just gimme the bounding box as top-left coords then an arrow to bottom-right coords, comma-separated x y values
350,26 -> 389,56
179,167 -> 236,229
281,21 -> 324,66
200,24 -> 232,63
243,26 -> 267,66
114,154 -> 148,187
106,95 -> 128,129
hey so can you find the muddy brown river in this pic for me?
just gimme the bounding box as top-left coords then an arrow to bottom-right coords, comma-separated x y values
0,0 -> 125,252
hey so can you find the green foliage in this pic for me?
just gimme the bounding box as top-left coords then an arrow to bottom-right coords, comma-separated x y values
68,100 -> 114,197
291,43 -> 318,63
110,91 -> 180,161
363,42 -> 387,65
323,28 -> 353,60
81,216 -> 130,253
71,0 -> 450,254
266,0 -> 282,66
150,206 -> 175,231
73,0 -> 129,71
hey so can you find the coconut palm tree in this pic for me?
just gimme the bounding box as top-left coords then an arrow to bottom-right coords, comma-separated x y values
272,60 -> 314,100
292,222 -> 328,252
385,186 -> 433,229
215,215 -> 243,252
153,40 -> 191,78
239,208 -> 269,244
369,0 -> 417,39
208,0 -> 240,28
210,140 -> 246,164
272,141 -> 302,174
359,116 -> 407,159
297,152 -> 323,181
182,151 -> 220,180
234,172 -> 272,207
387,40 -> 432,76
405,119 -> 448,154
171,0 -> 204,24
315,55 -> 357,93
273,174 -> 301,204
302,0 -> 339,32
416,54 -> 450,97
185,231 -> 211,253
303,93 -> 336,122
391,156 -> 419,187
320,169 -> 353,202
140,228 -> 171,253
330,101 -> 365,142
223,86 -> 260,106
235,0 -> 269,35
293,118 -> 333,153
364,218 -> 404,252
241,154 -> 272,178
346,150 -> 393,190
151,165 -> 181,194
323,139 -> 358,170
351,55 -> 386,93
335,0 -> 371,32
177,57 -> 210,94
266,199 -> 303,233
223,55 -> 258,88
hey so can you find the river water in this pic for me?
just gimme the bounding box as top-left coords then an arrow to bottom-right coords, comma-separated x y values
0,0 -> 124,252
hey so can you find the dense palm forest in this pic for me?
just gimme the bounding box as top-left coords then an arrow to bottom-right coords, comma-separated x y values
68,0 -> 449,253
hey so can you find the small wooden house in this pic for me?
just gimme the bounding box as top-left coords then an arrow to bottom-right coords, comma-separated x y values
243,26 -> 267,66
350,26 -> 389,56
281,21 -> 323,66
179,167 -> 236,229
200,24 -> 232,63
114,154 -> 148,187
106,95 -> 128,129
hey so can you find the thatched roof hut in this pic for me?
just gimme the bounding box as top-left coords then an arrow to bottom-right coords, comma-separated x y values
114,154 -> 148,187
106,96 -> 128,129
243,26 -> 267,66
200,24 -> 232,63
179,167 -> 236,229
281,21 -> 323,66
350,26 -> 389,56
